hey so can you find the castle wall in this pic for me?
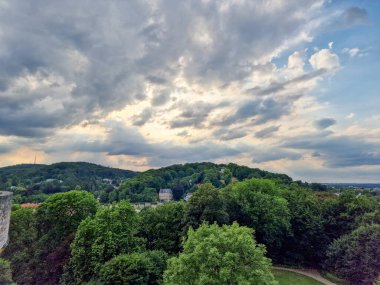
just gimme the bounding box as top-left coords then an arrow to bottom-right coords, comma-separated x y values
0,191 -> 12,249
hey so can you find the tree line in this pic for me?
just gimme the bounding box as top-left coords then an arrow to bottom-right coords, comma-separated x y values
0,162 -> 137,204
1,177 -> 379,284
102,162 -> 295,203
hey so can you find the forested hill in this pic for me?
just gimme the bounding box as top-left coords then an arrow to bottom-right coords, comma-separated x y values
0,162 -> 137,203
1,161 -> 298,204
108,162 -> 295,203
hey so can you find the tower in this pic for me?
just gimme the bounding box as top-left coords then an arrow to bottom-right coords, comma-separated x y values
0,191 -> 13,249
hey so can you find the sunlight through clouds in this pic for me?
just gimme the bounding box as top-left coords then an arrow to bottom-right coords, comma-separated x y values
0,0 -> 379,181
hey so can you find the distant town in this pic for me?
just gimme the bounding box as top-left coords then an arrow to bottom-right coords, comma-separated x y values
323,183 -> 380,191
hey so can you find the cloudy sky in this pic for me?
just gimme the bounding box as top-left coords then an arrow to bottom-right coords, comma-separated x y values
0,0 -> 379,182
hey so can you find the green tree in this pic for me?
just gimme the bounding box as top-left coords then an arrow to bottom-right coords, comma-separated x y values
184,183 -> 229,230
278,186 -> 327,266
139,202 -> 186,254
225,179 -> 291,250
221,168 -> 232,185
203,169 -> 222,187
33,191 -> 98,285
163,223 -> 277,285
35,190 -> 98,246
0,258 -> 15,285
325,224 -> 380,285
172,184 -> 184,200
67,201 -> 144,284
2,207 -> 37,284
322,191 -> 377,241
355,209 -> 380,227
3,191 -> 98,285
99,251 -> 168,285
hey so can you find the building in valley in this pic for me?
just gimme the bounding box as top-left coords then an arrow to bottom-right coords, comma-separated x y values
159,189 -> 173,202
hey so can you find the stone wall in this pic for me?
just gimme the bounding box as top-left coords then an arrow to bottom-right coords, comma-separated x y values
0,191 -> 12,249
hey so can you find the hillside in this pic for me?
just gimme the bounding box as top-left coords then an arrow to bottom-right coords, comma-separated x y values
1,161 -> 297,204
109,162 -> 295,203
0,162 -> 137,203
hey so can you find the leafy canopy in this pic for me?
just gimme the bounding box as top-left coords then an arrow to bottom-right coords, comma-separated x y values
139,202 -> 186,254
99,251 -> 168,285
0,258 -> 15,285
3,190 -> 98,285
35,190 -> 99,245
225,179 -> 291,249
163,223 -> 277,285
184,183 -> 229,230
325,224 -> 380,285
67,200 -> 144,284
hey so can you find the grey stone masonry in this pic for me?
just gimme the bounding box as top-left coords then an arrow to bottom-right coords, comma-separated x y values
0,191 -> 12,249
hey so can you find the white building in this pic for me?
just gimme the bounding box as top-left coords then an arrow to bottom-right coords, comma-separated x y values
159,189 -> 173,202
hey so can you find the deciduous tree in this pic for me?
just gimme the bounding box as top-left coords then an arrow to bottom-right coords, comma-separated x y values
0,258 -> 15,285
163,223 -> 276,285
67,201 -> 144,284
139,202 -> 186,254
325,224 -> 380,285
99,251 -> 168,285
184,183 -> 229,230
225,179 -> 291,250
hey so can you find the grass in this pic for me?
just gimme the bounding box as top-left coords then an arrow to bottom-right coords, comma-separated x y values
322,272 -> 344,285
273,269 -> 324,285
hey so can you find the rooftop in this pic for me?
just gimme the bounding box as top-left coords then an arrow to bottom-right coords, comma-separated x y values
21,203 -> 40,208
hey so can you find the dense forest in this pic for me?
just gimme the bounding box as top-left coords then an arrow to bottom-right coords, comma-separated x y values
0,162 -> 137,203
1,161 -> 321,204
104,162 -> 298,203
0,162 -> 379,285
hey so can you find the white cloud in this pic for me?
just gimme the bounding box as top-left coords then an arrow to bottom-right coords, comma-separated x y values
342,47 -> 360,58
1,1 -> 378,182
309,49 -> 340,71
0,0 -> 327,138
287,51 -> 305,76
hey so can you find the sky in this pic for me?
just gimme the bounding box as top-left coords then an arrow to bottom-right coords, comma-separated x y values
0,0 -> 379,182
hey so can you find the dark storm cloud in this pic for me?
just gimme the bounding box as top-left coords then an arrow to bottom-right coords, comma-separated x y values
146,76 -> 167,85
252,149 -> 302,163
0,144 -> 14,154
0,0 -> 324,138
314,118 -> 336,129
213,128 -> 247,141
170,119 -> 199,129
176,0 -> 325,83
283,135 -> 380,167
151,92 -> 171,106
50,122 -> 243,163
219,98 -> 292,126
132,108 -> 153,126
342,7 -> 368,26
170,101 -> 226,129
255,126 -> 280,138
289,166 -> 380,183
247,69 -> 327,96
312,152 -> 321,157
177,130 -> 189,137
0,105 -> 70,137
328,7 -> 368,30
0,1 -> 153,137
214,67 -> 327,129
